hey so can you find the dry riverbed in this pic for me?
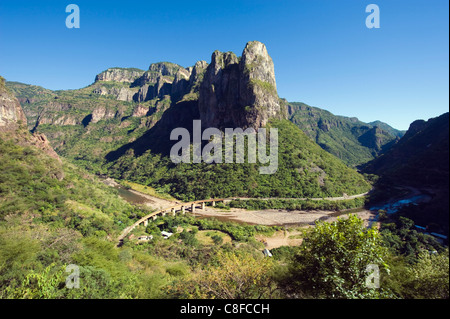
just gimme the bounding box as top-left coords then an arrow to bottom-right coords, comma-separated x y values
195,207 -> 378,250
194,206 -> 377,227
104,178 -> 378,249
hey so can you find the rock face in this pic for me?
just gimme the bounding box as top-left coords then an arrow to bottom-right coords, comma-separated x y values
198,41 -> 284,130
131,61 -> 208,103
91,106 -> 116,124
30,132 -> 62,164
0,76 -> 27,127
111,87 -> 136,102
0,75 -> 62,165
132,104 -> 149,117
95,68 -> 144,83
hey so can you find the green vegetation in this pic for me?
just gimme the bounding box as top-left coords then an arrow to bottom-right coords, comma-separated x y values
391,250 -> 449,299
285,215 -> 392,298
2,69 -> 447,300
0,129 -> 189,298
1,132 -> 447,300
248,78 -> 277,95
107,119 -> 371,201
119,180 -> 176,201
379,214 -> 444,262
137,215 -> 280,244
171,250 -> 278,299
363,112 -> 449,236
228,197 -> 366,211
288,102 -> 402,167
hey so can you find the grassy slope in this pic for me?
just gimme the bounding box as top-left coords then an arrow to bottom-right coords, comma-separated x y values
0,128 -> 196,298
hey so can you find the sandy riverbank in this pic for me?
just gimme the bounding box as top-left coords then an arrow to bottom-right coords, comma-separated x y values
127,189 -> 180,210
194,206 -> 377,228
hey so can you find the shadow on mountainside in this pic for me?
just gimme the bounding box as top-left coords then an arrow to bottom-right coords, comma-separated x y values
105,99 -> 200,161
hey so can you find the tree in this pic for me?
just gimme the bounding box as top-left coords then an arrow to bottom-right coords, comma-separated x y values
171,251 -> 277,299
2,263 -> 66,299
403,249 -> 449,299
211,234 -> 223,246
288,214 -> 391,298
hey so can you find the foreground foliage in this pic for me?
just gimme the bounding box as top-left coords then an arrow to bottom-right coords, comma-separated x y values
0,129 -> 448,299
286,215 -> 392,298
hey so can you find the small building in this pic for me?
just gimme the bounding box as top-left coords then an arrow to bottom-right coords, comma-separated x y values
161,231 -> 173,239
262,248 -> 272,257
138,235 -> 153,241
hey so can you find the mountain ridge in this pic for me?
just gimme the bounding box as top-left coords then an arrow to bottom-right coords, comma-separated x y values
287,102 -> 404,166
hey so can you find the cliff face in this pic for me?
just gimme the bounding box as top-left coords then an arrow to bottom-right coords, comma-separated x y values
0,75 -> 62,164
95,68 -> 144,83
0,76 -> 27,127
133,62 -> 207,103
6,41 -> 287,165
198,41 -> 284,130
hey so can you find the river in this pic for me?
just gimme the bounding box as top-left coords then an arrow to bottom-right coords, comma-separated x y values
102,176 -> 429,229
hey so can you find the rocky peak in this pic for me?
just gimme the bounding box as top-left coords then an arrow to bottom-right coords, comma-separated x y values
408,119 -> 427,135
148,62 -> 181,77
240,41 -> 277,86
95,68 -> 144,83
171,68 -> 192,100
198,41 -> 284,130
189,60 -> 208,87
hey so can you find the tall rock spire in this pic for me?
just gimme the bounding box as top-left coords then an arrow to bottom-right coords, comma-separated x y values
198,41 -> 285,130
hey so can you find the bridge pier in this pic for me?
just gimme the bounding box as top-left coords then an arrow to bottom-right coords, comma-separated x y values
212,201 -> 216,207
152,215 -> 157,221
162,211 -> 166,217
171,208 -> 176,216
201,202 -> 205,210
191,203 -> 196,212
181,206 -> 185,214
144,219 -> 148,227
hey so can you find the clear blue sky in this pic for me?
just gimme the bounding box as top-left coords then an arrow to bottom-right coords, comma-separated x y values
0,0 -> 448,130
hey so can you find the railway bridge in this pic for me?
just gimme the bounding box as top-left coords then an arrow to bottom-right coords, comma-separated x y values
117,198 -> 229,245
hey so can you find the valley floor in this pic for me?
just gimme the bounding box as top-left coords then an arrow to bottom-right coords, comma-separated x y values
105,177 -> 380,250
193,206 -> 376,228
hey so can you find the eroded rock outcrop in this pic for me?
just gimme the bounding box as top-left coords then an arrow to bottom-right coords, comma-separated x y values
95,68 -> 144,83
198,41 -> 285,130
91,106 -> 116,124
132,104 -> 149,117
0,75 -> 62,167
0,76 -> 27,127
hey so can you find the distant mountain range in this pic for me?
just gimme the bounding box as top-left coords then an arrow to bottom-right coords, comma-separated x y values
287,102 -> 405,167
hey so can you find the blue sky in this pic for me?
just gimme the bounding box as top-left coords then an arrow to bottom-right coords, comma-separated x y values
0,0 -> 448,130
